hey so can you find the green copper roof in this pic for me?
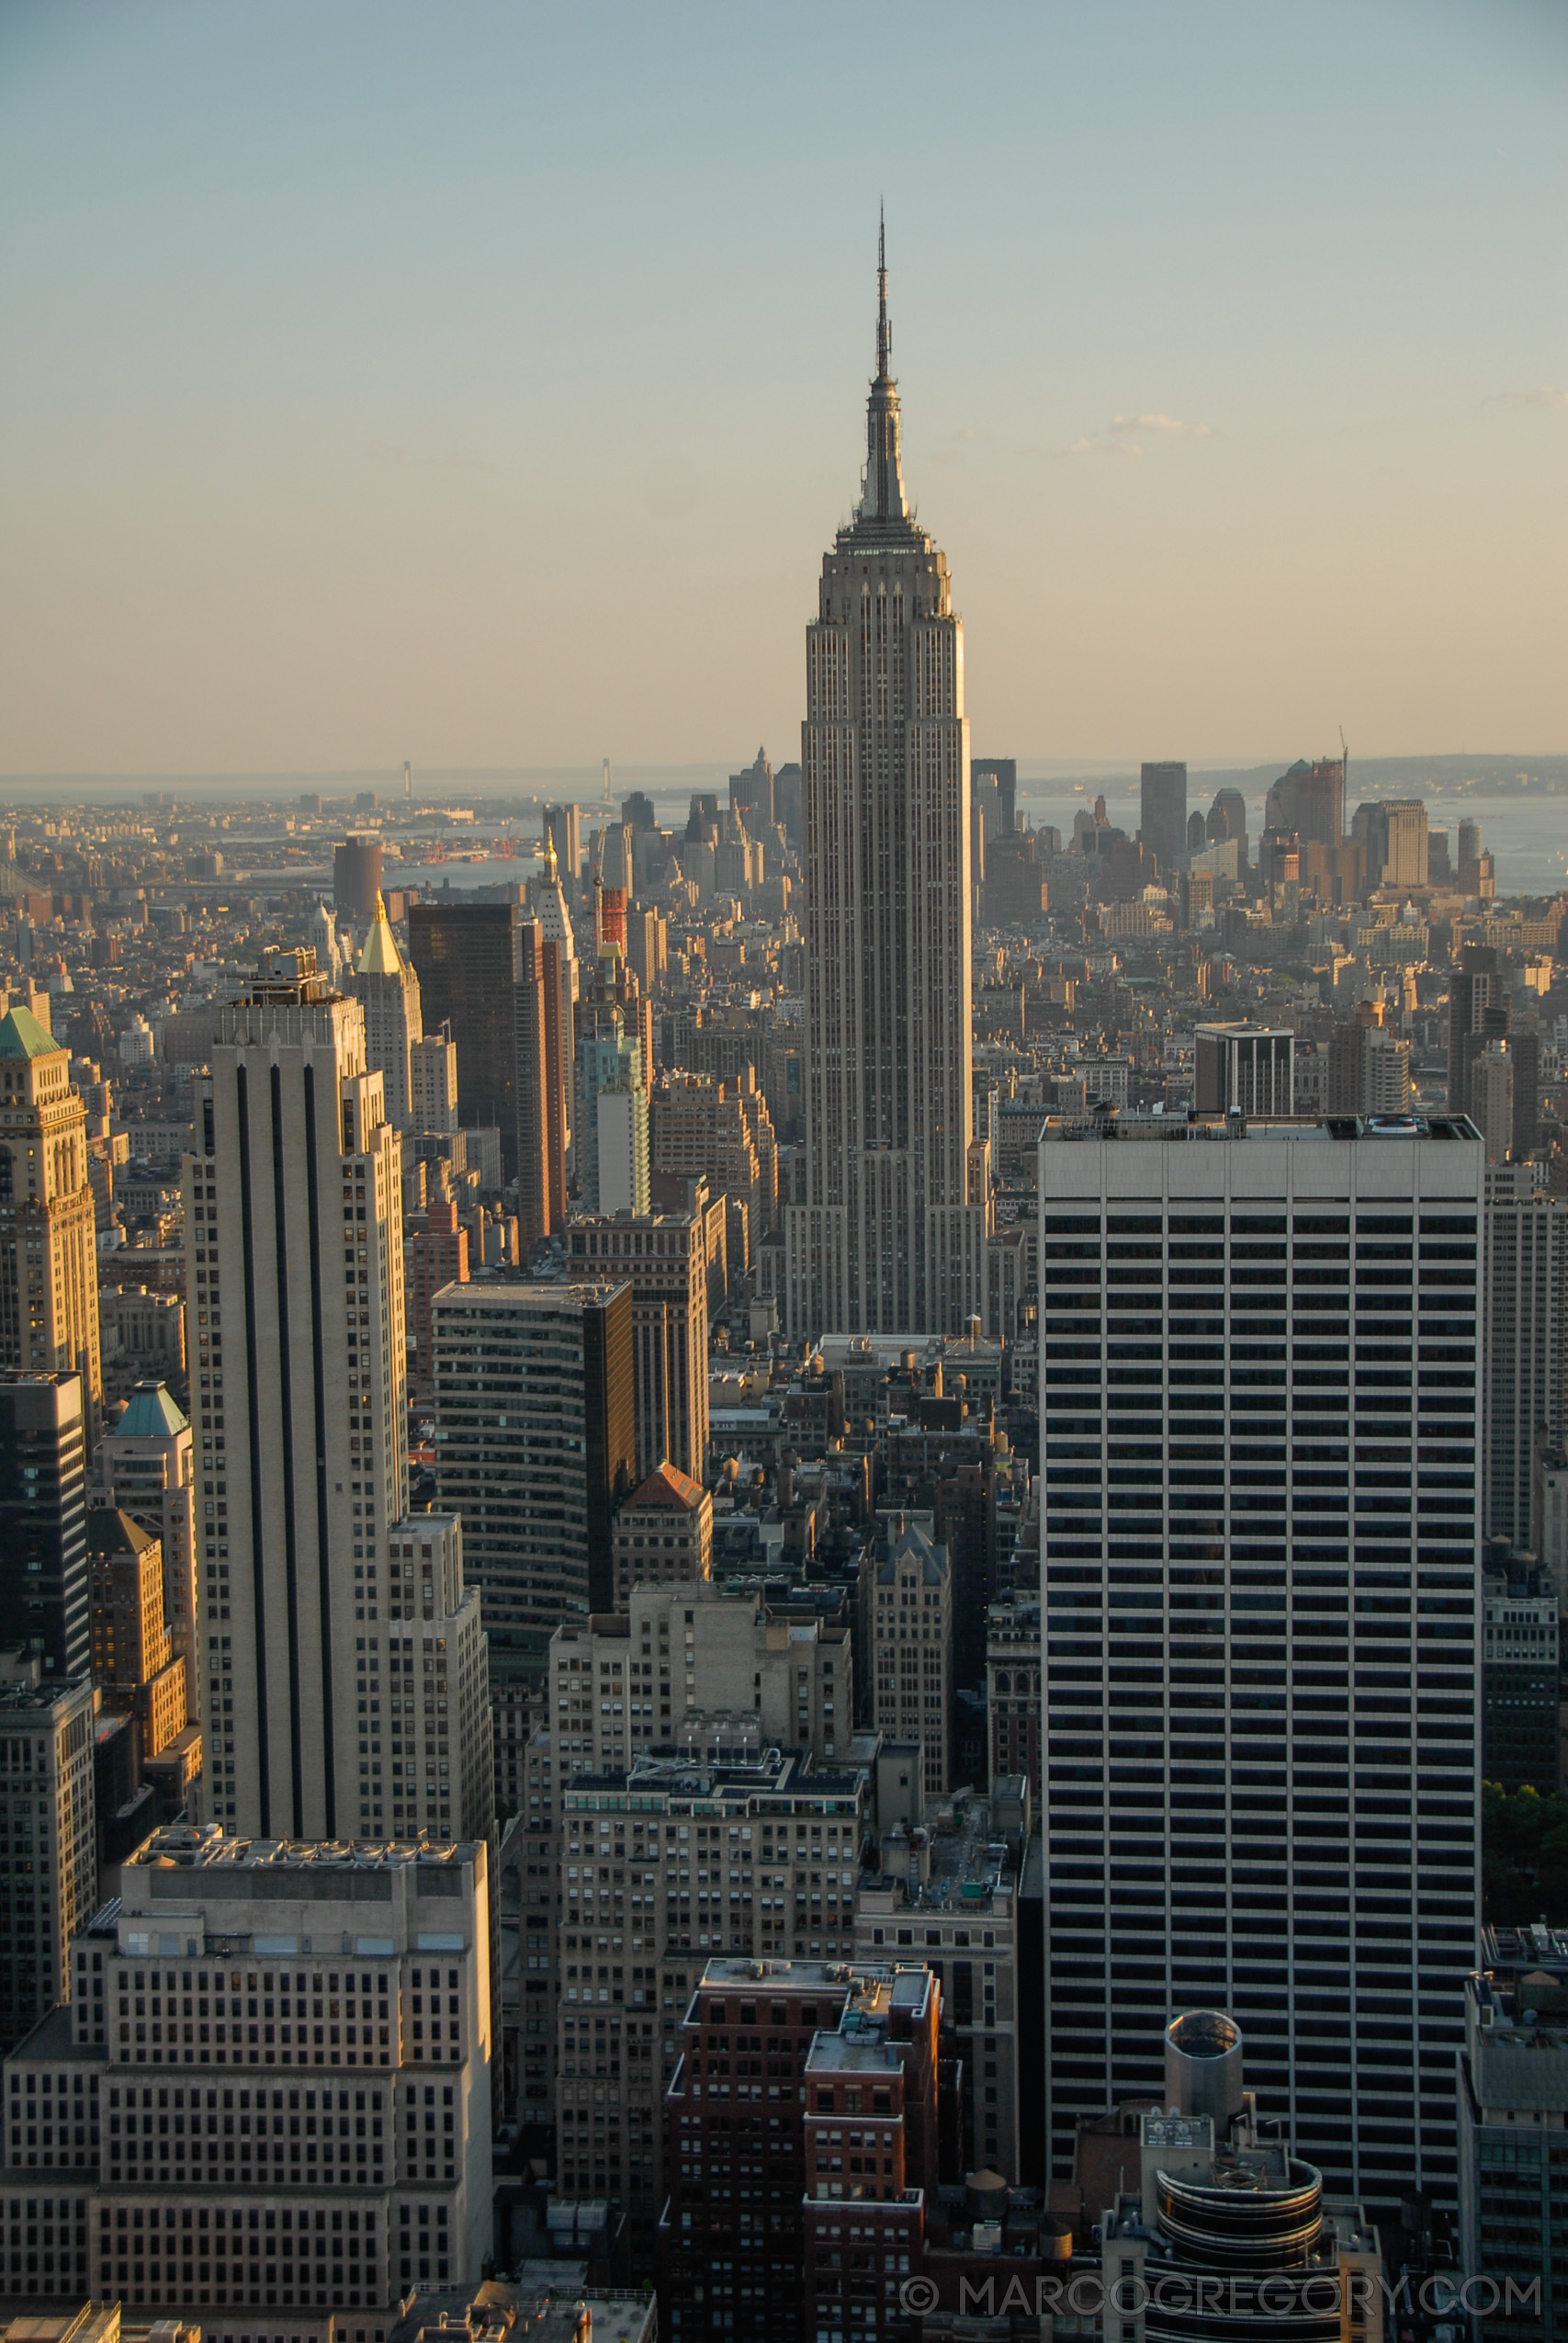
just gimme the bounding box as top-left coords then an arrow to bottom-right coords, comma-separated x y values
114,1380 -> 189,1438
0,1004 -> 58,1058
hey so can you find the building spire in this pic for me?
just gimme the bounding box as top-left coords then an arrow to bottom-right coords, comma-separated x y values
857,210 -> 910,526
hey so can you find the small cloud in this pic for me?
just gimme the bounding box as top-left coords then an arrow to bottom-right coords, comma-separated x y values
1486,385 -> 1568,411
939,425 -> 988,445
1107,413 -> 1212,438
369,440 -> 499,473
1069,435 -> 1142,458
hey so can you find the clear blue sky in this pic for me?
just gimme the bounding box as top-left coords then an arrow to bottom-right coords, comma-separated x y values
2,0 -> 1564,776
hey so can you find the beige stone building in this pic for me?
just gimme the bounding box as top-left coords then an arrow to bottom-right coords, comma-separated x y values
784,233 -> 988,1336
553,1745 -> 867,2241
188,947 -> 490,1845
550,1578 -> 852,1780
861,1515 -> 953,1797
650,1068 -> 779,1239
0,1004 -> 102,1439
0,1824 -> 495,2330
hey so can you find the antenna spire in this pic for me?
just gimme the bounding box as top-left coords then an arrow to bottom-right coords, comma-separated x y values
875,204 -> 890,380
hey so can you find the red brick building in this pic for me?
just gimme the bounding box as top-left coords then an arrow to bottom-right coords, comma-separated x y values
660,1957 -> 941,2343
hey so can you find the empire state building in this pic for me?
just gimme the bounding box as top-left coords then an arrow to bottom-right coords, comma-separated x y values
785,228 -> 989,1336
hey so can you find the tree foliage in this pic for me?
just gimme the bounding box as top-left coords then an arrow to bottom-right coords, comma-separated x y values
1482,1782 -> 1568,1928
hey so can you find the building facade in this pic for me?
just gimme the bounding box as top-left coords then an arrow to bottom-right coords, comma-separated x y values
861,1517 -> 953,1797
855,1800 -> 1019,2184
431,1279 -> 634,1694
0,1369 -> 90,1680
1483,1165 -> 1568,1551
188,949 -> 488,1843
660,1956 -> 939,2343
1037,1110 -> 1483,2208
550,1579 -> 851,1781
610,1465 -> 713,1609
1482,1589 -> 1559,1793
0,1823 -> 494,2335
567,1212 -> 709,1486
408,903 -> 520,1182
353,899 -> 423,1132
1458,1924 -> 1568,2339
0,1655 -> 96,2054
785,232 -> 987,1339
1138,762 -> 1188,874
558,1754 -> 868,2243
0,1006 -> 102,1443
91,1380 -> 197,1692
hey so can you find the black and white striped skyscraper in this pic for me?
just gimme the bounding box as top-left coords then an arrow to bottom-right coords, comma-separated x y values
1037,1109 -> 1483,2206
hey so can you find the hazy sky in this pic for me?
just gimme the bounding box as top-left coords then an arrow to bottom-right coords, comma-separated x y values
3,0 -> 1565,778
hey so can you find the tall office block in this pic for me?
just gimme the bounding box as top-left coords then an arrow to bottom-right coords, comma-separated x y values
1139,761 -> 1189,873
972,756 -> 1017,836
353,895 -> 423,1130
1038,1110 -> 1483,2207
513,928 -> 548,1251
543,806 -> 581,899
408,902 -> 520,1181
0,1370 -> 89,1678
3,1824 -> 494,2325
557,1756 -> 868,2240
0,1652 -> 96,2053
333,835 -> 384,922
1458,1925 -> 1568,2318
410,1032 -> 458,1137
1264,757 -> 1344,848
431,1280 -> 634,1691
1378,799 -> 1429,888
785,228 -> 987,1338
187,948 -> 489,1843
92,1378 -> 197,1692
1449,945 -> 1502,1116
1483,1163 -> 1568,1550
1193,1024 -> 1296,1117
861,1516 -> 954,1796
515,917 -> 569,1248
0,1005 -> 102,1442
574,1002 -> 649,1216
568,1212 -> 709,1485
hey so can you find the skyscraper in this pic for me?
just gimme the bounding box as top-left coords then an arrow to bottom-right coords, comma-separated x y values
187,947 -> 488,1841
785,225 -> 987,1338
0,1369 -> 89,1678
0,1651 -> 96,2054
1483,1161 -> 1568,1550
431,1278 -> 634,1692
1448,943 -> 1503,1118
333,833 -> 384,922
1139,761 -> 1189,873
409,900 -> 521,1180
567,1210 -> 710,1484
1037,1110 -> 1483,2208
91,1376 -> 197,1690
0,1004 -> 102,1442
515,913 -> 570,1247
353,893 -> 423,1129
